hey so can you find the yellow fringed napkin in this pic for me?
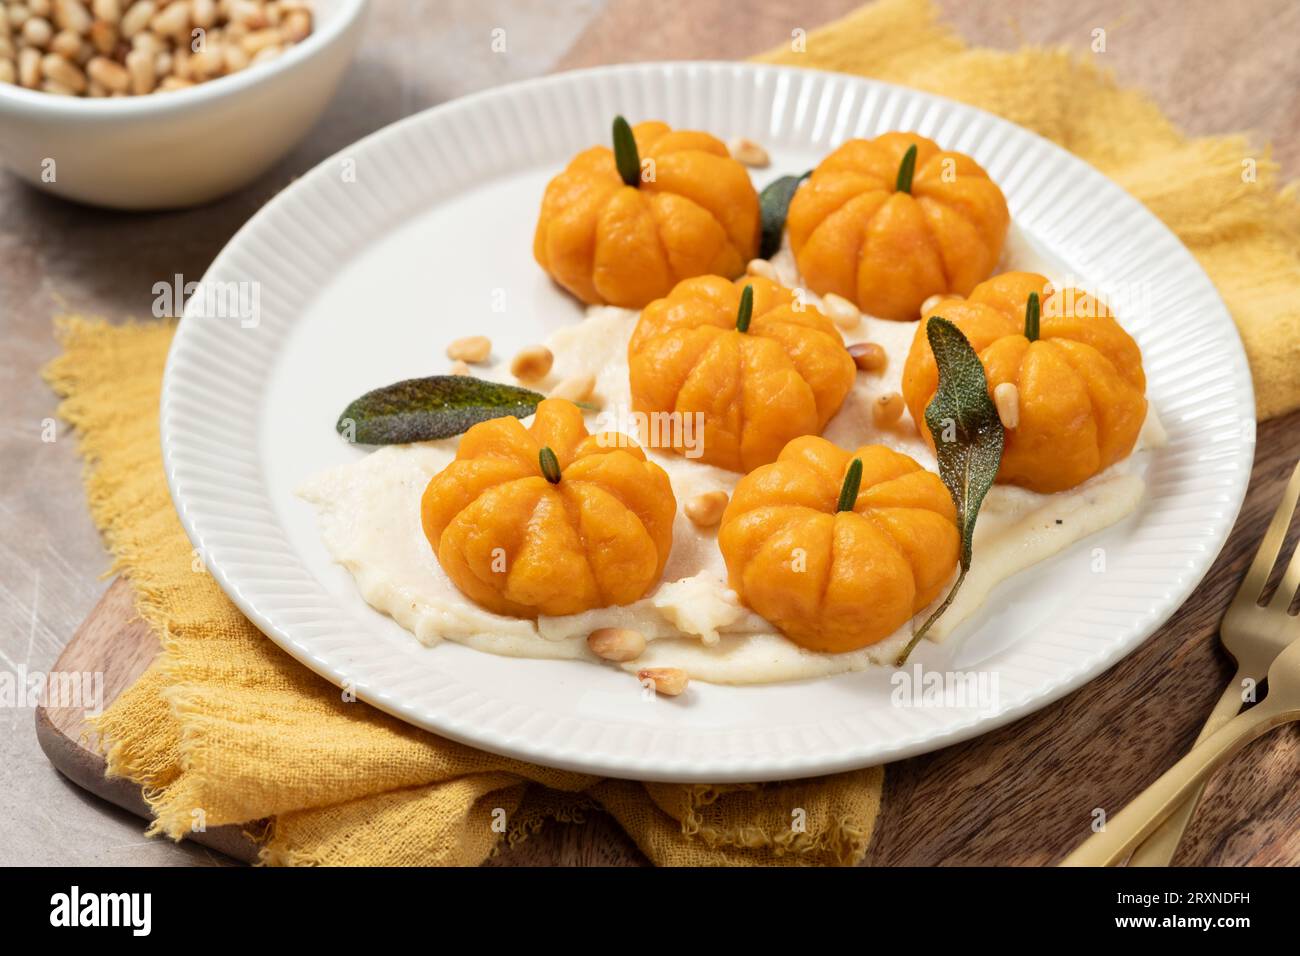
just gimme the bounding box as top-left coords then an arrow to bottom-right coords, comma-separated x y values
47,0 -> 1300,868
46,316 -> 882,866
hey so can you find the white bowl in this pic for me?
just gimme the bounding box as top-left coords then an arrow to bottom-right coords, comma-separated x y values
0,0 -> 368,210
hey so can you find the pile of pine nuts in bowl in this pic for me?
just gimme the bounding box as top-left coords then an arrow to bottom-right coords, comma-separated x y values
1,1 -> 315,96
0,0 -> 368,208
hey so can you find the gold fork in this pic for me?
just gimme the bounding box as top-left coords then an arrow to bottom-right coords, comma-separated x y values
1126,460 -> 1300,865
1062,460 -> 1300,867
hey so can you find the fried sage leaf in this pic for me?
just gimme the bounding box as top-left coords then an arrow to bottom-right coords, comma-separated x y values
758,170 -> 810,259
895,317 -> 1005,665
337,376 -> 548,445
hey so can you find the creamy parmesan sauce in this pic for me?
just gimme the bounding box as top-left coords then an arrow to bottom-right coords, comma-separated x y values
298,229 -> 1165,684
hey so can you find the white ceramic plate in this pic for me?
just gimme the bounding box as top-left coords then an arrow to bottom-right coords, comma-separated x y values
161,62 -> 1254,782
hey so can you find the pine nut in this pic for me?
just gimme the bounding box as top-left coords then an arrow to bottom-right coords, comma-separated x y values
684,490 -> 728,528
446,335 -> 491,364
41,51 -> 86,91
727,136 -> 770,168
281,7 -> 308,42
50,27 -> 81,57
549,373 -> 595,403
31,0 -> 54,17
149,1 -> 190,41
821,292 -> 860,329
41,78 -> 77,94
124,45 -> 154,92
170,43 -> 190,78
91,0 -> 121,24
89,19 -> 117,53
248,42 -> 280,64
229,0 -> 266,28
920,293 -> 947,316
638,667 -> 689,697
0,60 -> 15,84
190,0 -> 215,29
240,25 -> 278,53
745,258 -> 778,281
449,360 -> 471,376
8,6 -> 32,31
873,391 -> 905,428
86,54 -> 129,91
157,74 -> 192,90
18,47 -> 42,87
131,27 -> 162,53
188,44 -> 223,77
994,382 -> 1020,429
53,0 -> 91,35
221,41 -> 246,71
21,16 -> 54,47
847,342 -> 887,373
510,345 -> 553,382
588,627 -> 646,663
119,1 -> 154,38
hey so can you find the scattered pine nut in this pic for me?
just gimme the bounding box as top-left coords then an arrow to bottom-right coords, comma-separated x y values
994,382 -> 1020,429
873,391 -> 905,428
847,342 -> 887,373
588,627 -> 646,662
727,136 -> 770,168
745,258 -> 778,281
684,490 -> 728,528
446,335 -> 491,364
510,345 -> 553,382
449,360 -> 471,376
821,292 -> 860,329
549,373 -> 595,403
638,667 -> 689,697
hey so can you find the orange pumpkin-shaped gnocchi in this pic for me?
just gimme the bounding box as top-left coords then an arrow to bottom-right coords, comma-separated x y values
628,274 -> 856,473
901,271 -> 1147,494
719,438 -> 960,653
786,132 -> 1010,321
420,399 -> 676,618
533,117 -> 760,308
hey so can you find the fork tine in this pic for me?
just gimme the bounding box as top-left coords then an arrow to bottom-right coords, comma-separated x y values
1273,536 -> 1300,613
1272,464 -> 1300,611
1242,460 -> 1300,606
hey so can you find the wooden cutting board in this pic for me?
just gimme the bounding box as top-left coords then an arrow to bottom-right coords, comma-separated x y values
35,410 -> 1300,866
